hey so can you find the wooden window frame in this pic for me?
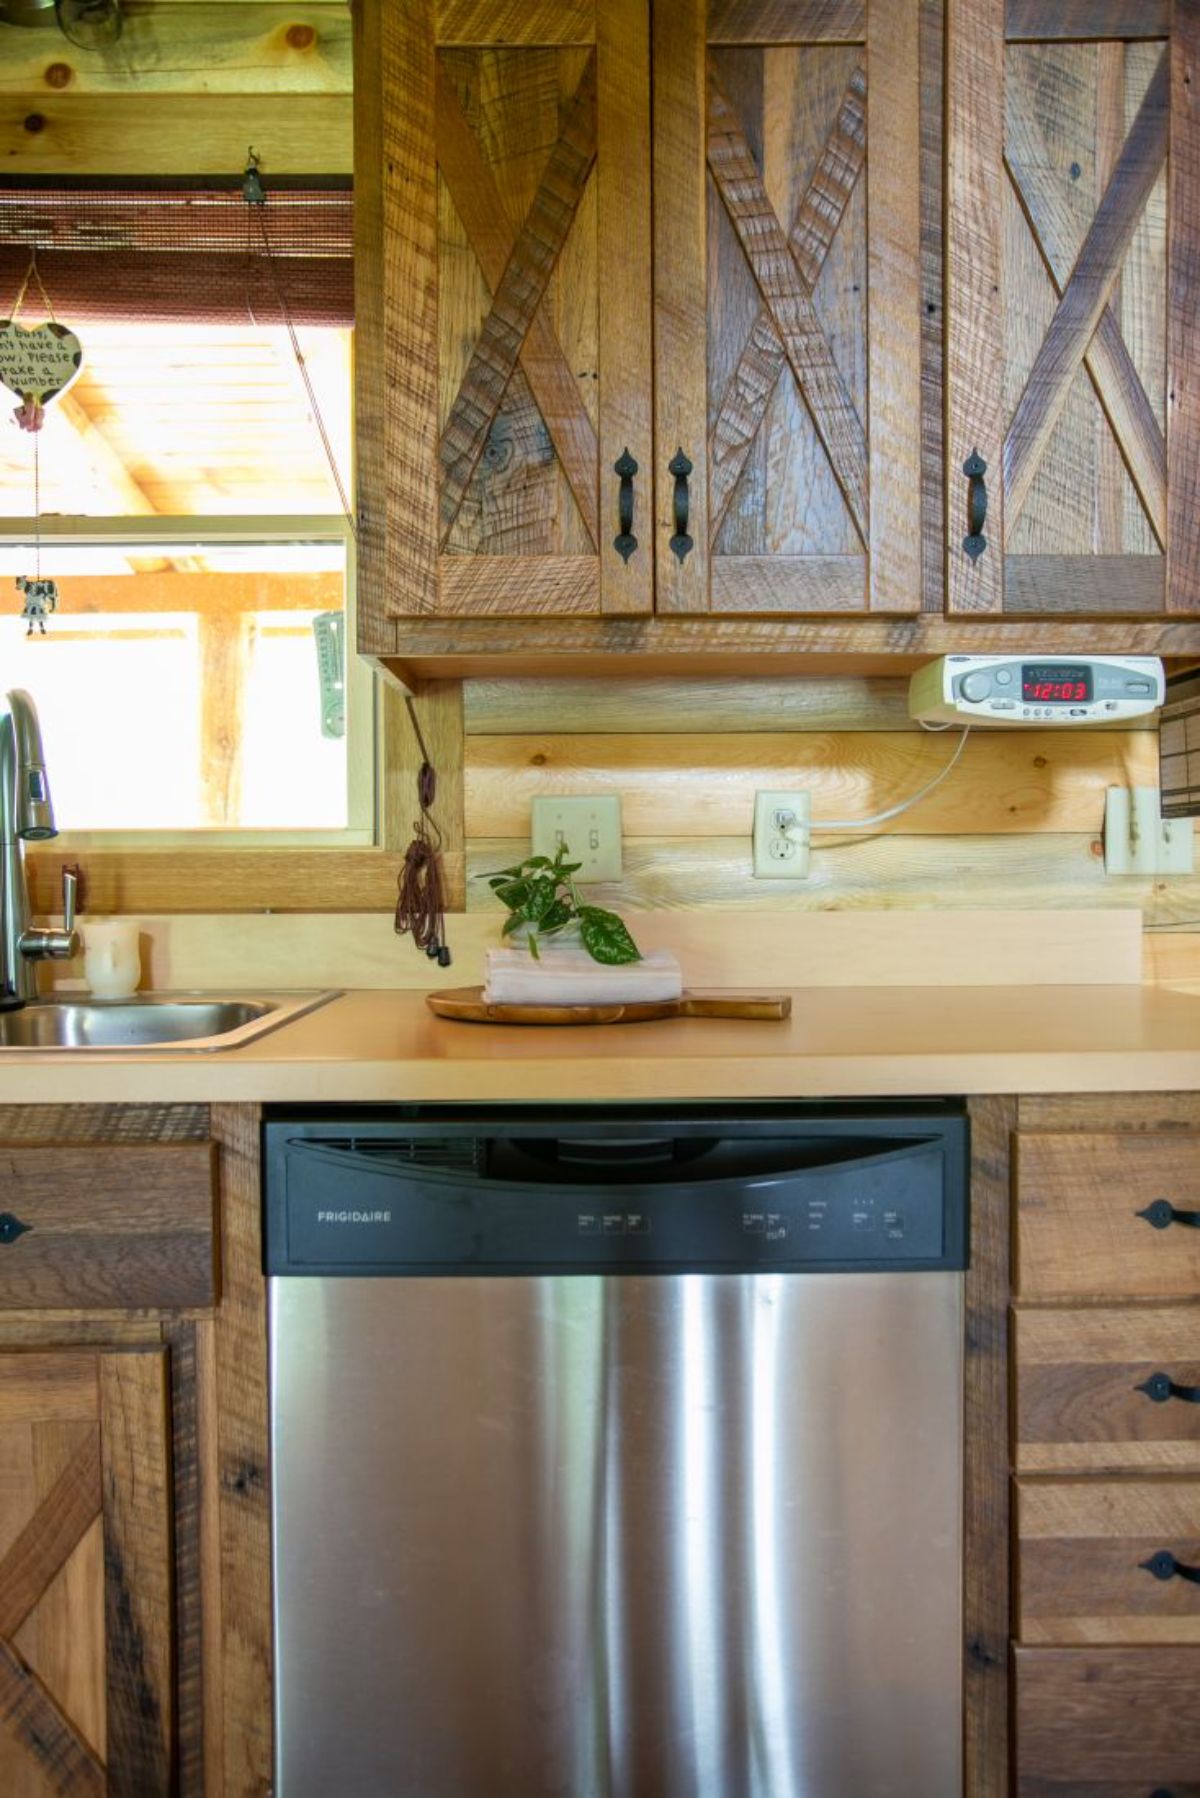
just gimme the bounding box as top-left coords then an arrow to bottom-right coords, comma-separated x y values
11,515 -> 433,914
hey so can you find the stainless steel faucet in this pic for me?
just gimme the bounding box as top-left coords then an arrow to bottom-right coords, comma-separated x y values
1,690 -> 79,1006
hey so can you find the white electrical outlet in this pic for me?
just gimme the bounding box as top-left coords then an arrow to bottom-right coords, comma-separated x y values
1103,786 -> 1195,876
752,790 -> 811,879
530,794 -> 623,882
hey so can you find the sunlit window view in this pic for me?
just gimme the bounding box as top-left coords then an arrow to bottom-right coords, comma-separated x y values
0,324 -> 360,837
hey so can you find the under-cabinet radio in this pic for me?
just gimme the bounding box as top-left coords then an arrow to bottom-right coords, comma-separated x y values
908,655 -> 1165,727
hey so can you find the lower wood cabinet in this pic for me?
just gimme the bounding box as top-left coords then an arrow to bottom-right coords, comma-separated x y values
0,1102 -> 269,1798
1016,1479 -> 1200,1645
0,1346 -> 174,1795
1012,1097 -> 1200,1798
1014,1645 -> 1200,1795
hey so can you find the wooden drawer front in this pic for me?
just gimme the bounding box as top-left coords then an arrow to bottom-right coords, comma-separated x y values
1015,1646 -> 1200,1794
0,1144 -> 216,1309
1017,1480 -> 1200,1644
1015,1307 -> 1200,1474
1015,1133 -> 1200,1301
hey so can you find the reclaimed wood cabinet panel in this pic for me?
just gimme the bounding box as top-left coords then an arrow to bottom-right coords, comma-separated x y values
354,0 -> 653,641
1016,1477 -> 1200,1643
0,1347 -> 173,1796
1014,1132 -> 1200,1301
1014,1644 -> 1200,1792
946,0 -> 1200,616
653,0 -> 922,616
0,1144 -> 217,1311
1015,1305 -> 1200,1473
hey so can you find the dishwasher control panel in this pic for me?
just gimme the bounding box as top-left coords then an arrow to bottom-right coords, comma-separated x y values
264,1106 -> 968,1276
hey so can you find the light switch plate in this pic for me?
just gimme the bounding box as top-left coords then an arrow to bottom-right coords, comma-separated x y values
530,794 -> 623,882
1103,785 -> 1195,876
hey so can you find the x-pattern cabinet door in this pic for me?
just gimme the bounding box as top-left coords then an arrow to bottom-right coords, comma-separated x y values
946,0 -> 1200,616
652,0 -> 923,616
356,0 -> 653,640
0,1347 -> 174,1796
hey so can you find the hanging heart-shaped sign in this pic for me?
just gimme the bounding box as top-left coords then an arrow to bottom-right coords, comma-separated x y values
0,319 -> 83,407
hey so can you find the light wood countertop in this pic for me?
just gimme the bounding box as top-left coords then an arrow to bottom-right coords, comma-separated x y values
0,984 -> 1197,1103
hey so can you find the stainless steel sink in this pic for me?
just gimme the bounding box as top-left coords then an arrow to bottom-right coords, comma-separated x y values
0,991 -> 337,1052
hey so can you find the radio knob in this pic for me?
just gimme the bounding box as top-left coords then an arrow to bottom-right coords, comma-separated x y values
960,671 -> 991,702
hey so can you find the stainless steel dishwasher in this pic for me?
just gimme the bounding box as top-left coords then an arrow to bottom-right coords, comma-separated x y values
265,1102 -> 968,1798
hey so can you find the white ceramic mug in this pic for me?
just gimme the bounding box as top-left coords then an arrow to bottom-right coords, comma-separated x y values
83,919 -> 141,999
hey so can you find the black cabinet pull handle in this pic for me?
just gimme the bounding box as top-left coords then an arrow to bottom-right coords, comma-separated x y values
1137,1199 -> 1200,1230
1140,1549 -> 1200,1585
0,1212 -> 31,1245
963,449 -> 988,561
668,447 -> 694,563
1136,1371 -> 1200,1405
613,448 -> 638,563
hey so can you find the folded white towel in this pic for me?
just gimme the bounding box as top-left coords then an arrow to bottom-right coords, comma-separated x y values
484,947 -> 683,1007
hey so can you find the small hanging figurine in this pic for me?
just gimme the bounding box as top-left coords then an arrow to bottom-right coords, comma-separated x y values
15,577 -> 57,637
1,250 -> 84,634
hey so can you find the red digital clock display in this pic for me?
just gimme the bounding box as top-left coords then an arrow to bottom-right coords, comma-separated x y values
1021,664 -> 1093,704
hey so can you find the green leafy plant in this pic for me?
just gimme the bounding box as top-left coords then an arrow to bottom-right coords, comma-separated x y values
485,840 -> 642,965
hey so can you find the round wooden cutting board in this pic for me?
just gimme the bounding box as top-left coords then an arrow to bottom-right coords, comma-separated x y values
426,988 -> 792,1025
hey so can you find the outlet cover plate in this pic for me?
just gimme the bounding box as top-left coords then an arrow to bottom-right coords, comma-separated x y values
531,794 -> 623,882
1104,785 -> 1195,876
753,790 -> 811,879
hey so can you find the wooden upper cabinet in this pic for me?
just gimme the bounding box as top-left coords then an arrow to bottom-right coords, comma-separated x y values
354,0 -> 653,640
653,0 -> 924,616
946,0 -> 1200,617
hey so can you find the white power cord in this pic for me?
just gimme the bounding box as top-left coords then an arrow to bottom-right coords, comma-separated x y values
811,726 -> 972,833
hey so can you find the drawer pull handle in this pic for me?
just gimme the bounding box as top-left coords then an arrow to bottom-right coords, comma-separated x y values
0,1212 -> 31,1245
668,448 -> 694,564
613,448 -> 639,563
1136,1371 -> 1200,1405
1136,1198 -> 1200,1230
1140,1550 -> 1200,1585
963,449 -> 988,560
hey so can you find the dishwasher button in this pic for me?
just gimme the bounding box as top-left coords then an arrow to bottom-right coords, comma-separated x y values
577,1213 -> 599,1234
765,1213 -> 788,1242
883,1209 -> 906,1239
742,1211 -> 766,1233
626,1212 -> 649,1234
603,1214 -> 626,1235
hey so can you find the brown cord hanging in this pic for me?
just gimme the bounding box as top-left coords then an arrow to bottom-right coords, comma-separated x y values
394,697 -> 451,967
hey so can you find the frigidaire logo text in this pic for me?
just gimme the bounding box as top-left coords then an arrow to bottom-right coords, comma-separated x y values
316,1210 -> 392,1225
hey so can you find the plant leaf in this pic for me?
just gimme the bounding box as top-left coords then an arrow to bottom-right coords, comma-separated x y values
492,878 -> 530,910
578,907 -> 642,966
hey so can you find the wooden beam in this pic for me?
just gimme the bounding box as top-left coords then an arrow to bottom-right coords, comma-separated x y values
0,5 -> 352,98
0,95 -> 351,176
372,610 -> 1200,677
39,572 -> 342,616
198,615 -> 251,827
465,728 -> 1159,837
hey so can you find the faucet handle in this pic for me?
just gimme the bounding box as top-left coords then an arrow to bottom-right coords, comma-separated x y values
61,867 -> 77,935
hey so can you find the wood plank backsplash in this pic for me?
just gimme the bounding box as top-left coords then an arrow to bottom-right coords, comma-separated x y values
461,677 -> 1200,924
